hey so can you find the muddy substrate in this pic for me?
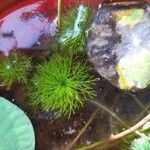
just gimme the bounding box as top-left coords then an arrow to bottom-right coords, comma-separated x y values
0,69 -> 149,150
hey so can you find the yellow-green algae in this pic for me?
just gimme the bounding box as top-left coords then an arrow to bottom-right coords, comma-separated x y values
117,48 -> 150,90
115,8 -> 144,27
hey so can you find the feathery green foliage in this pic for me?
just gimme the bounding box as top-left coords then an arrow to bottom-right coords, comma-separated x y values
59,5 -> 92,53
28,54 -> 95,117
0,52 -> 31,89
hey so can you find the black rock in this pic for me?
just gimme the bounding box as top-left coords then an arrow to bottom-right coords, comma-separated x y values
87,2 -> 150,91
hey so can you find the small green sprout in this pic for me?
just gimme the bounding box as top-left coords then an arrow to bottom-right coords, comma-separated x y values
60,5 -> 92,53
28,54 -> 95,117
0,52 -> 31,89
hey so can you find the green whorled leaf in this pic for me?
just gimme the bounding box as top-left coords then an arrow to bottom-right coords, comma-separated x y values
27,54 -> 96,117
0,97 -> 35,150
129,137 -> 150,150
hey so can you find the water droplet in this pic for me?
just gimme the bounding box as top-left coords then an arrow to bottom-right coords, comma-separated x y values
6,65 -> 10,69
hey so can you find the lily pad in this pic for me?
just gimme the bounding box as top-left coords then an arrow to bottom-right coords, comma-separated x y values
0,97 -> 35,150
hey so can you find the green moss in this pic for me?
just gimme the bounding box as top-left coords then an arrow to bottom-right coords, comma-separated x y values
59,5 -> 92,53
0,52 -> 31,89
27,54 -> 95,117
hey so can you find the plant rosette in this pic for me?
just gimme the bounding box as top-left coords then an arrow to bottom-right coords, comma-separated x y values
0,52 -> 31,89
27,54 -> 95,117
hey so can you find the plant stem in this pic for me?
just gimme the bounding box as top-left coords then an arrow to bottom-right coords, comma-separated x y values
66,109 -> 99,150
91,100 -> 150,138
76,100 -> 150,150
57,0 -> 62,32
76,113 -> 150,150
133,104 -> 150,124
76,140 -> 119,150
127,92 -> 150,113
109,113 -> 150,141
91,100 -> 127,127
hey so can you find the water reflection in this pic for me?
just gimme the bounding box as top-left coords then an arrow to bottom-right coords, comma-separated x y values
0,1 -> 57,56
0,0 -> 104,56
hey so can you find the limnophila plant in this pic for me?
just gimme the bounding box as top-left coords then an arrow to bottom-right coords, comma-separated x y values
28,54 -> 95,117
0,52 -> 31,89
59,5 -> 92,53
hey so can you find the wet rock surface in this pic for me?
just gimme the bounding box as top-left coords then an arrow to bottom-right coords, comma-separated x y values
88,2 -> 150,91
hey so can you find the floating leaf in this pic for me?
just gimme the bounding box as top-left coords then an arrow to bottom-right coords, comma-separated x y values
0,97 -> 35,150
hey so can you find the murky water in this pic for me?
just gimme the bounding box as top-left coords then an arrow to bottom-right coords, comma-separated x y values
0,1 -> 149,150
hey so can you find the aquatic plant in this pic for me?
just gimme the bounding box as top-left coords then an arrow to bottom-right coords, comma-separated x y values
0,96 -> 35,150
121,126 -> 150,150
28,54 -> 95,117
59,5 -> 92,53
0,52 -> 31,89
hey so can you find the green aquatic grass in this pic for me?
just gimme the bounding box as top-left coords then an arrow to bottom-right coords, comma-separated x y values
28,54 -> 95,117
59,5 -> 92,53
0,52 -> 31,89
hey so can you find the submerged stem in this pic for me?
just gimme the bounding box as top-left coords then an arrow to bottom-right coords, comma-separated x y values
57,0 -> 62,32
133,104 -> 150,123
76,100 -> 150,150
128,92 -> 150,114
91,100 -> 127,127
66,109 -> 99,150
109,113 -> 150,141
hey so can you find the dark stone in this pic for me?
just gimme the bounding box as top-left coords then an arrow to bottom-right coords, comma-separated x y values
87,2 -> 150,91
